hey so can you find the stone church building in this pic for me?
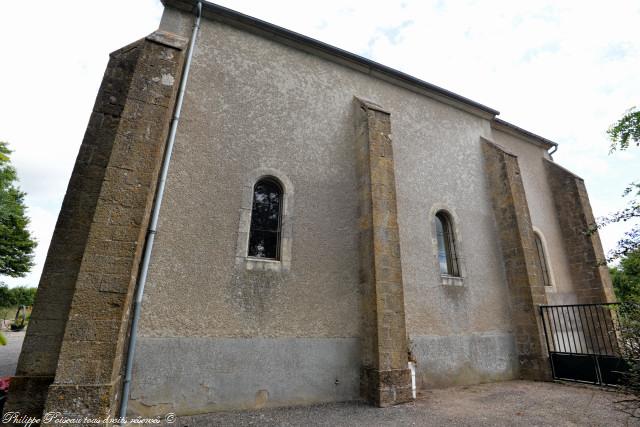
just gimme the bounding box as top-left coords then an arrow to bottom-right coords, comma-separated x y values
9,0 -> 614,422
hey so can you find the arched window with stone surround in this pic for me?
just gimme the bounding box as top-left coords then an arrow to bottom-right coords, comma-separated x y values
534,232 -> 552,287
435,211 -> 460,276
247,177 -> 283,259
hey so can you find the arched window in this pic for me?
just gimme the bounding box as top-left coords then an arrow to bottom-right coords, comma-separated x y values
534,232 -> 552,287
248,177 -> 282,259
435,211 -> 459,276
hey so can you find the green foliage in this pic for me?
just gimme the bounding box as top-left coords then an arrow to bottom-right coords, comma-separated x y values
11,285 -> 36,306
612,254 -> 640,412
609,107 -> 640,152
0,141 -> 36,277
611,249 -> 640,303
0,283 -> 12,307
0,283 -> 36,307
616,303 -> 640,414
596,109 -> 640,262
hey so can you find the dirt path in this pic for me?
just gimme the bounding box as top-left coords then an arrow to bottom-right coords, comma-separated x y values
0,329 -> 25,377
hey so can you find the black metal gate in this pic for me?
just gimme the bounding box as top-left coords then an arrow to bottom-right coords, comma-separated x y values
540,303 -> 628,386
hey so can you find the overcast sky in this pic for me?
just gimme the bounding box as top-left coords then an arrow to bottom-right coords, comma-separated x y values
0,0 -> 638,287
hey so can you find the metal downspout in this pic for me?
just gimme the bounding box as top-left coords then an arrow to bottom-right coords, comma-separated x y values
119,2 -> 202,421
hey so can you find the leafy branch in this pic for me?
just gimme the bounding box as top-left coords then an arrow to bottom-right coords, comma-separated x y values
609,107 -> 640,153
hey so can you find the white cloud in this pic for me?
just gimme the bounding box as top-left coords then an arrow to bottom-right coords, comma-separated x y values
0,0 -> 638,286
0,0 -> 163,287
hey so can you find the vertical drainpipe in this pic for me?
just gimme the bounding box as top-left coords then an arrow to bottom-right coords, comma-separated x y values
119,2 -> 202,421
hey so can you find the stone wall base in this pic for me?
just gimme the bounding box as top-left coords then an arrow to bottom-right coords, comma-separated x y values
361,367 -> 413,407
4,376 -> 53,420
42,383 -> 118,425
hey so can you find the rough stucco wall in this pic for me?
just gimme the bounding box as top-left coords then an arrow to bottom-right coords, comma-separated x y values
129,8 -> 525,414
141,10 -> 362,341
131,9 -> 363,415
491,130 -> 576,305
389,91 -> 517,388
129,337 -> 360,415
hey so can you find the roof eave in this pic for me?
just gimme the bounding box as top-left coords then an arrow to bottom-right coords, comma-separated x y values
161,0 -> 500,119
491,118 -> 558,150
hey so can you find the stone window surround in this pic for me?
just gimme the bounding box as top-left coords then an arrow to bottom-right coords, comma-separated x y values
429,204 -> 466,286
236,167 -> 294,272
532,226 -> 557,292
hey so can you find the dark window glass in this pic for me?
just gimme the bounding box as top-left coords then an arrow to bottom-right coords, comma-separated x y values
248,178 -> 282,259
534,233 -> 552,286
435,212 -> 459,276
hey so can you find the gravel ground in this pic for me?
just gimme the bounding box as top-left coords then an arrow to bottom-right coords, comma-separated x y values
166,381 -> 640,427
0,329 -> 24,377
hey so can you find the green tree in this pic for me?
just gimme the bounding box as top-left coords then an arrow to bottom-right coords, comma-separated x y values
0,283 -> 16,307
595,107 -> 640,261
9,285 -> 36,306
0,141 -> 36,277
606,108 -> 640,417
610,249 -> 640,303
608,107 -> 640,153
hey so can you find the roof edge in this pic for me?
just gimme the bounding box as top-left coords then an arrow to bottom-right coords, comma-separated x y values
161,0 -> 500,119
491,118 -> 558,150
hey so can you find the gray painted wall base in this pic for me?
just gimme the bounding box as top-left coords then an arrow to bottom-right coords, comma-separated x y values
410,332 -> 518,388
129,337 -> 360,416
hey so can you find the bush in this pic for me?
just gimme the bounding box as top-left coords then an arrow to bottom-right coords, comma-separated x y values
616,303 -> 640,417
611,249 -> 640,304
0,283 -> 36,307
0,284 -> 14,307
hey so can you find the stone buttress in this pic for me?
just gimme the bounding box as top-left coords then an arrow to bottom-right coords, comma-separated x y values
544,160 -> 616,304
482,140 -> 551,381
355,98 -> 413,406
6,31 -> 187,423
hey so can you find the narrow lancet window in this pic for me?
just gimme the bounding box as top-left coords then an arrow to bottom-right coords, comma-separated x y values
248,177 -> 282,259
435,211 -> 459,276
534,232 -> 552,286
